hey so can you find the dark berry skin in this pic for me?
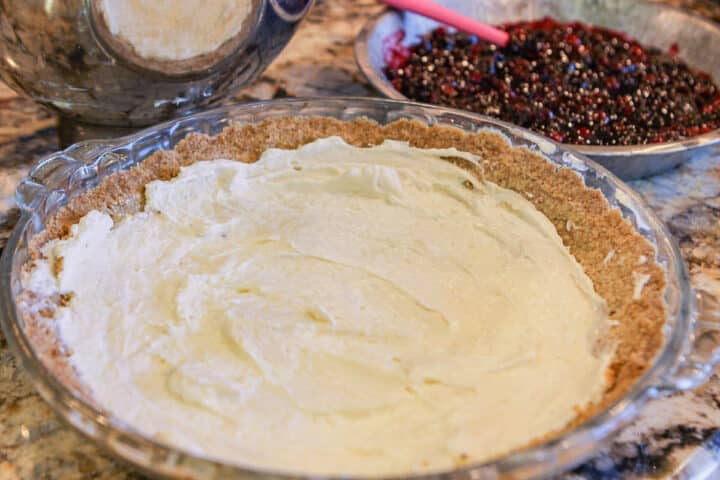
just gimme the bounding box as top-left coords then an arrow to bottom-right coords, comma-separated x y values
383,18 -> 720,146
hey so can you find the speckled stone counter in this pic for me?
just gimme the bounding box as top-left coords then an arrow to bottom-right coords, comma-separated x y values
1,1 -> 720,478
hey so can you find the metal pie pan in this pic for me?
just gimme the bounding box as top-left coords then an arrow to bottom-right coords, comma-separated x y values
354,0 -> 720,180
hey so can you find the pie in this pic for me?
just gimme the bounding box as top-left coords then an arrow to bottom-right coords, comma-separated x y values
19,117 -> 665,475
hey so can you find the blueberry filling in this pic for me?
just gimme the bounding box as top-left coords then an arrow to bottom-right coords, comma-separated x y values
383,18 -> 720,146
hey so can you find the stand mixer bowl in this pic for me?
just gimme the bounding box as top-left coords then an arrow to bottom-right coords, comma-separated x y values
0,0 -> 313,144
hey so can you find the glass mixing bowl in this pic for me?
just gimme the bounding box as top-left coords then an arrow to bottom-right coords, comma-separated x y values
1,97 -> 719,479
0,0 -> 313,143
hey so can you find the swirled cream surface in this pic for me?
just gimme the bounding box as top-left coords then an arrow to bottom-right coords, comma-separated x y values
27,137 -> 612,475
97,0 -> 252,61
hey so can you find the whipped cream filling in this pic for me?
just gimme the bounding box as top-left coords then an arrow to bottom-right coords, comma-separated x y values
27,137 -> 612,475
97,0 -> 252,61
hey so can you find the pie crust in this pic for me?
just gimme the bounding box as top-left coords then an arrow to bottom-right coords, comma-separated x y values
18,117 -> 666,460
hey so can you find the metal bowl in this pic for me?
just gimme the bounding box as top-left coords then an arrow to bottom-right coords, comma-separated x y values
354,0 -> 720,180
2,97 -> 720,479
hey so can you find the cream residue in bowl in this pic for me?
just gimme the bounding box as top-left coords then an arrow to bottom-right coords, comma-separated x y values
26,137 -> 612,475
97,0 -> 252,61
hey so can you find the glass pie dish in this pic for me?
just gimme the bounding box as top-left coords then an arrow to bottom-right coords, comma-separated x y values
1,97 -> 719,480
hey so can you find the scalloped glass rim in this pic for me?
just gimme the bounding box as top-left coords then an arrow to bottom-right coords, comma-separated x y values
0,97 -> 694,479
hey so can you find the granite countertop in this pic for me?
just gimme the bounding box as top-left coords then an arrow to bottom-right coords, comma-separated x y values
1,0 -> 720,478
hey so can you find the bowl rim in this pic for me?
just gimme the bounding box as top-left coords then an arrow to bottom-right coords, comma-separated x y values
353,0 -> 720,157
0,96 -> 696,479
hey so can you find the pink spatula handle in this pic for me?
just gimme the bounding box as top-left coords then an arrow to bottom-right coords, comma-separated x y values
380,0 -> 509,46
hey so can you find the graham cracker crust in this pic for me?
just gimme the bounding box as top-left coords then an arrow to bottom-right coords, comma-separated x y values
18,117 -> 666,460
